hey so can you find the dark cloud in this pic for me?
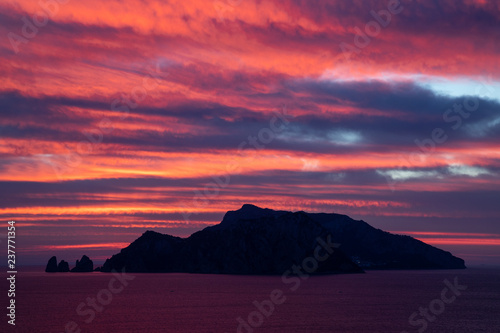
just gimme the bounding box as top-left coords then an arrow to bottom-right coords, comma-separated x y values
2,78 -> 499,155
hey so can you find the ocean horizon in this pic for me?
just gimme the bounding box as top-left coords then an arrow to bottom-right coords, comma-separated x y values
5,267 -> 500,332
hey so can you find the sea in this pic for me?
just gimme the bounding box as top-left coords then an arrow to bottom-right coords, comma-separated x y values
3,267 -> 500,332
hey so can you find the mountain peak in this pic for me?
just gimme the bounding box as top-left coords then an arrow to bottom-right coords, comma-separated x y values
240,203 -> 264,211
220,204 -> 286,227
142,230 -> 161,236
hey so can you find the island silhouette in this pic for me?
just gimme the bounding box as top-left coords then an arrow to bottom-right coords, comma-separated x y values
46,204 -> 466,274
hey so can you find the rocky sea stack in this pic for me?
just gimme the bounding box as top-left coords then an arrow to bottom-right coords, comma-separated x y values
57,260 -> 70,272
71,255 -> 93,272
45,256 -> 58,273
45,255 -> 94,273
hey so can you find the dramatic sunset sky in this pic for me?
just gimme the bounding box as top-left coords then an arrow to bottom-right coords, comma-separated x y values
1,0 -> 499,266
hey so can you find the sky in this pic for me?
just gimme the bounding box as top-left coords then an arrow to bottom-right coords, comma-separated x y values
1,0 -> 499,266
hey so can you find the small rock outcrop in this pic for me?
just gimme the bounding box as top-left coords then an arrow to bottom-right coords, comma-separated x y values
70,255 -> 93,272
45,256 -> 58,273
57,260 -> 70,272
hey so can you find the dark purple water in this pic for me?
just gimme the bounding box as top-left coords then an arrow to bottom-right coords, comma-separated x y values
3,268 -> 500,332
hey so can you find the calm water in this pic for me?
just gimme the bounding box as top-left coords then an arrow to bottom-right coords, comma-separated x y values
3,268 -> 500,332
